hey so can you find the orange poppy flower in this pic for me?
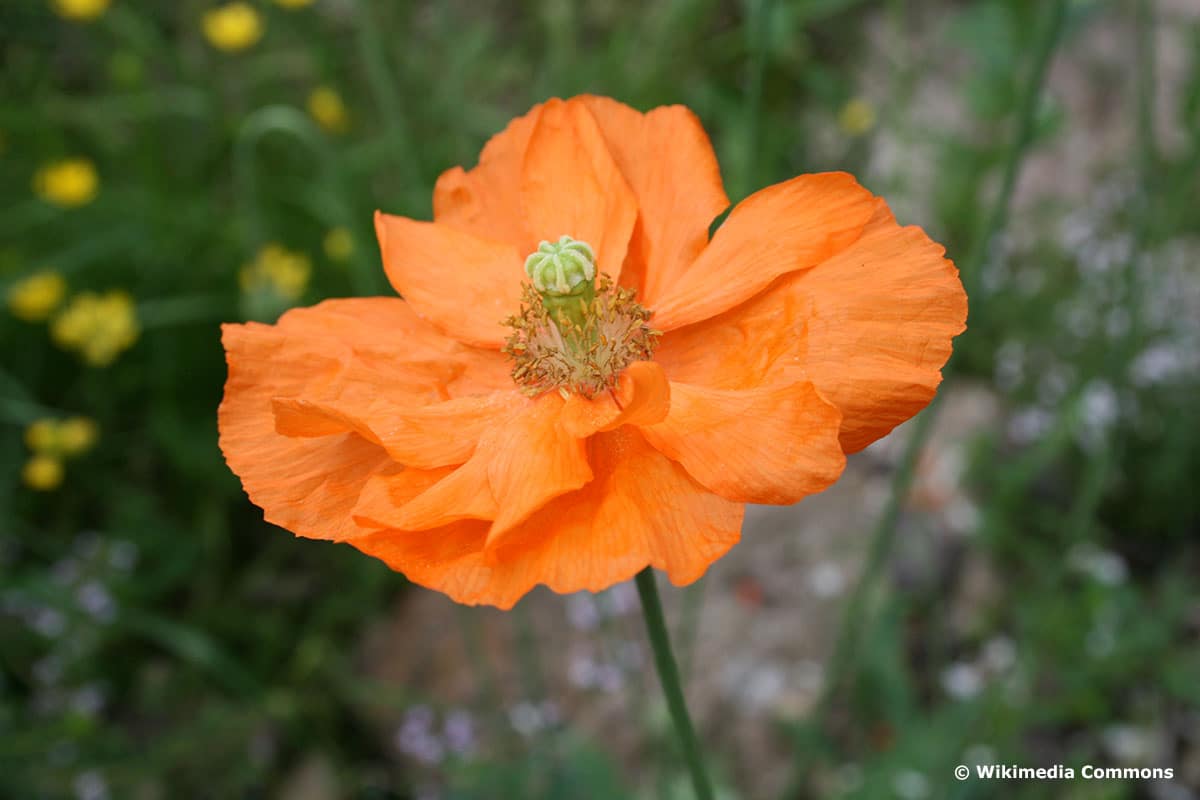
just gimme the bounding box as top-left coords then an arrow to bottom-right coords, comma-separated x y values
219,96 -> 967,609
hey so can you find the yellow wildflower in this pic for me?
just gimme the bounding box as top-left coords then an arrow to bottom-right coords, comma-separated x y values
25,419 -> 61,453
58,417 -> 99,455
837,98 -> 877,137
24,416 -> 99,459
50,0 -> 111,21
322,227 -> 354,262
52,291 -> 140,366
34,159 -> 99,208
272,0 -> 314,7
7,270 -> 67,322
203,3 -> 264,52
307,87 -> 349,134
23,455 -> 64,491
240,244 -> 311,301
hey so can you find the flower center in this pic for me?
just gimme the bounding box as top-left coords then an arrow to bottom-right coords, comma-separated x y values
503,236 -> 659,398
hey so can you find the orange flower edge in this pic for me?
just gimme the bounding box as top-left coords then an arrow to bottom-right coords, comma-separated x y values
218,95 -> 967,609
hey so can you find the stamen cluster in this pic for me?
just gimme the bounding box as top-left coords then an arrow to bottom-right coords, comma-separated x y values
503,274 -> 660,398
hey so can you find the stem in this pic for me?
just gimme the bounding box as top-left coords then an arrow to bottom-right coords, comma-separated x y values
960,0 -> 1068,298
739,0 -> 772,200
634,567 -> 714,800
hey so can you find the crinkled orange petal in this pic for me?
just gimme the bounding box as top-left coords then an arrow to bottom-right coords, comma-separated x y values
652,275 -> 807,392
273,397 -> 362,439
649,172 -> 878,332
352,427 -> 743,609
483,393 -> 594,544
788,205 -> 967,451
220,299 -> 496,544
559,360 -> 670,438
272,391 -> 514,470
351,464 -> 457,529
640,377 -> 845,504
348,393 -> 592,542
432,103 -> 542,249
655,203 -> 967,452
375,212 -> 524,348
577,96 -> 729,298
359,455 -> 498,531
520,98 -> 638,277
258,296 -> 510,402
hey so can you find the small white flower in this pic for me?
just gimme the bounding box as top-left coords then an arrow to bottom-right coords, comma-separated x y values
31,607 -> 66,638
565,594 -> 600,631
981,637 -> 1017,674
941,662 -> 984,700
76,581 -> 116,622
1067,544 -> 1128,586
1007,407 -> 1054,445
807,562 -> 846,598
568,653 -> 598,689
508,702 -> 543,737
443,709 -> 475,755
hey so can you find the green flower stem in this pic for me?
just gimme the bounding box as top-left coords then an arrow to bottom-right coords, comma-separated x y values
738,0 -> 772,201
635,567 -> 714,800
960,0 -> 1069,299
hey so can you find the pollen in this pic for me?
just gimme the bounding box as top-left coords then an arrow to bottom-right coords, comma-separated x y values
503,269 -> 660,399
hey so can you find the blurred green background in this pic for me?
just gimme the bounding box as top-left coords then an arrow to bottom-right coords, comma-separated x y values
2,0 -> 1198,798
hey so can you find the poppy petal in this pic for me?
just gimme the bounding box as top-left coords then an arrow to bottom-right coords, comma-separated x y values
639,378 -> 845,504
349,393 -> 592,539
520,98 -> 639,278
219,298 -> 510,541
785,205 -> 967,451
483,393 -> 594,542
649,172 -> 877,331
655,203 -> 967,452
559,360 -> 670,438
375,212 -> 525,348
352,463 -> 491,530
577,96 -> 728,298
352,427 -> 743,609
272,391 -> 515,470
432,103 -> 542,249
